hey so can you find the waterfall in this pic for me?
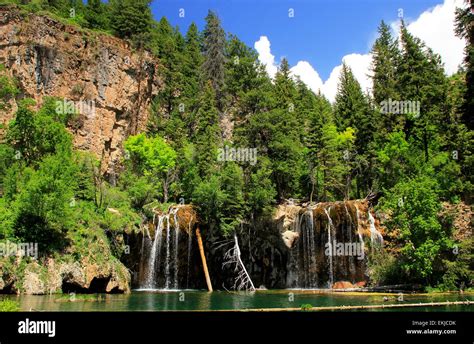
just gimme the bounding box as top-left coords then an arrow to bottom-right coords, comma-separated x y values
141,206 -> 184,290
173,210 -> 179,289
355,206 -> 365,253
144,215 -> 164,289
164,214 -> 171,289
323,207 -> 334,288
307,207 -> 316,287
300,207 -> 317,288
368,211 -> 383,248
186,217 -> 193,289
344,202 -> 356,277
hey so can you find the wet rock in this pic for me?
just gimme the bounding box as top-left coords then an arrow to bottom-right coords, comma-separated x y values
282,230 -> 299,248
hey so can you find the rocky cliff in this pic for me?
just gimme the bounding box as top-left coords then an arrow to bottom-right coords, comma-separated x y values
0,6 -> 162,174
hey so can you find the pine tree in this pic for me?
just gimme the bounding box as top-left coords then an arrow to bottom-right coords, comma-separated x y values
148,18 -> 187,145
371,21 -> 403,136
183,23 -> 204,101
202,10 -> 226,108
265,59 -> 304,199
306,93 -> 332,201
84,0 -> 109,30
109,0 -> 152,43
455,0 -> 474,130
334,63 -> 374,197
397,22 -> 448,163
371,21 -> 400,104
194,82 -> 221,179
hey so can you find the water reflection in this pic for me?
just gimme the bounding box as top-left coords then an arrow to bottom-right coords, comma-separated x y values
1,291 -> 471,312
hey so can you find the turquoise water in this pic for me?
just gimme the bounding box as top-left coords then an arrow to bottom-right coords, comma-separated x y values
2,290 -> 473,311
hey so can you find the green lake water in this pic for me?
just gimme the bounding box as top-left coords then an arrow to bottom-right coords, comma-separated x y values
2,290 -> 473,312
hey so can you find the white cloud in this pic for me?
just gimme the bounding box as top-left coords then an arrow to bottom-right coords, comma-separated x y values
406,0 -> 465,75
321,53 -> 373,102
321,65 -> 343,102
254,0 -> 466,103
290,61 -> 324,93
254,36 -> 278,79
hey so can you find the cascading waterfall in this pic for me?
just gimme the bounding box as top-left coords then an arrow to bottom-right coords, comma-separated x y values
141,207 -> 183,290
173,210 -> 179,289
285,200 -> 376,289
368,211 -> 383,248
144,216 -> 164,289
343,202 -> 357,277
355,206 -> 366,257
298,207 -> 318,287
323,207 -> 334,288
186,216 -> 193,289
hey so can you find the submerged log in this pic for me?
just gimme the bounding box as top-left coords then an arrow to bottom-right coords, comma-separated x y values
196,228 -> 213,292
205,300 -> 474,312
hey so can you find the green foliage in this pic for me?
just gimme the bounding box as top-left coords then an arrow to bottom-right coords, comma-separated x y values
1,3 -> 472,290
123,133 -> 176,205
438,237 -> 473,291
202,10 -> 226,107
109,0 -> 152,43
84,0 -> 109,30
6,99 -> 73,165
378,176 -> 451,284
0,299 -> 20,312
124,133 -> 176,176
0,64 -> 19,110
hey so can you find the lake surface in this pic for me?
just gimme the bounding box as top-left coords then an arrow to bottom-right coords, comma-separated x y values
2,290 -> 473,312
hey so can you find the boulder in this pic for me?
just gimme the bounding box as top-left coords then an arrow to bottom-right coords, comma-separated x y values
332,281 -> 355,289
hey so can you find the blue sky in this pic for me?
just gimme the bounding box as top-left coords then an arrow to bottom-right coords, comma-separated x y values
150,0 -> 442,80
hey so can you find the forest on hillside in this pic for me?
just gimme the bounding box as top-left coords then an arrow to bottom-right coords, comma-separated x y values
0,0 -> 472,291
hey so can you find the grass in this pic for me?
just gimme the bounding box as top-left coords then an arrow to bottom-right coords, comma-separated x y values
54,294 -> 106,303
0,299 -> 20,312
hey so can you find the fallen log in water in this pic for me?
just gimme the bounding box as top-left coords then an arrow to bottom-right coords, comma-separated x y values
196,227 -> 213,292
187,300 -> 474,312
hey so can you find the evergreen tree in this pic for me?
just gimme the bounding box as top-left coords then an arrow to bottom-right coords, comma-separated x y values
371,21 -> 403,136
397,22 -> 448,163
202,10 -> 226,108
371,21 -> 400,104
455,0 -> 474,130
334,63 -> 374,197
183,22 -> 204,101
109,0 -> 152,42
193,82 -> 221,179
148,18 -> 187,145
84,0 -> 109,30
263,59 -> 304,199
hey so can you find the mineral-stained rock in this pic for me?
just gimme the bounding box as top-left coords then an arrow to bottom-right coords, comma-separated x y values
22,264 -> 46,295
332,281 -> 356,289
0,255 -> 131,295
282,230 -> 299,249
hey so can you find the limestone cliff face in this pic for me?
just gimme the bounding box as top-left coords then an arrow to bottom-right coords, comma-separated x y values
0,6 -> 162,174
